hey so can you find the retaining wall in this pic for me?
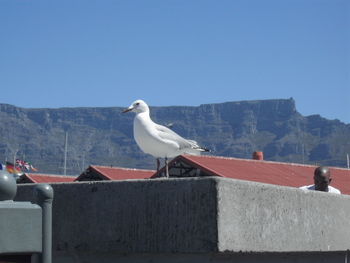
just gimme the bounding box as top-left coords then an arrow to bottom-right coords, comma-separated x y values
16,177 -> 350,263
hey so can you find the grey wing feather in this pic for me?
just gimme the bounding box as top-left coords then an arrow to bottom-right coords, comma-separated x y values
155,124 -> 195,149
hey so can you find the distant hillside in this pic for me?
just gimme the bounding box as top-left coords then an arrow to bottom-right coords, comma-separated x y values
0,98 -> 349,175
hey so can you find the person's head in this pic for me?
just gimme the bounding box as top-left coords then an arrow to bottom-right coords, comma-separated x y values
313,166 -> 332,191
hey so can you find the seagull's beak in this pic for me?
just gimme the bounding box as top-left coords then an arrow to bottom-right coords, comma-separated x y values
122,107 -> 133,113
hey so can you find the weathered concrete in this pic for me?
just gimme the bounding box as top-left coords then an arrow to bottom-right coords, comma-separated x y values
0,201 -> 42,254
0,170 -> 43,255
16,178 -> 218,254
50,251 -> 350,263
216,178 -> 350,252
15,177 -> 350,262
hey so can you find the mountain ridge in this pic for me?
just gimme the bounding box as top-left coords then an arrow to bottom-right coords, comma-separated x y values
0,98 -> 349,175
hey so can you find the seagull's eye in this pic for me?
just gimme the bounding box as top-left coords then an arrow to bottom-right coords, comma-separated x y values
136,102 -> 140,106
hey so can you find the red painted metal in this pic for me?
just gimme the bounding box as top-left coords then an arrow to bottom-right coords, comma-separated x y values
169,155 -> 350,195
22,156 -> 350,195
88,165 -> 155,180
24,173 -> 76,183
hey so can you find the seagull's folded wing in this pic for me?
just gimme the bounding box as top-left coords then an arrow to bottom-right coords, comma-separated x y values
155,124 -> 195,150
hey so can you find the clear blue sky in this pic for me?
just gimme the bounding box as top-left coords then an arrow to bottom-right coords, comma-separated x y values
1,0 -> 349,123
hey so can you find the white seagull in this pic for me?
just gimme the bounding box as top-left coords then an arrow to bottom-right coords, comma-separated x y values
122,99 -> 209,177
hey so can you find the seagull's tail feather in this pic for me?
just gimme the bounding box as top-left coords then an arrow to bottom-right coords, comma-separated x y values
198,146 -> 211,152
183,149 -> 201,156
187,140 -> 211,155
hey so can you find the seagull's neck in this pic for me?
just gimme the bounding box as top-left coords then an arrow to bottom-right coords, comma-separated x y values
135,110 -> 152,123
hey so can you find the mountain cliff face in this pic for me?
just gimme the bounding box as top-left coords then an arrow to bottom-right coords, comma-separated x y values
0,98 -> 349,175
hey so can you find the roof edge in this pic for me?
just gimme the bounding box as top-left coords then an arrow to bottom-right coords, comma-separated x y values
184,154 -> 349,171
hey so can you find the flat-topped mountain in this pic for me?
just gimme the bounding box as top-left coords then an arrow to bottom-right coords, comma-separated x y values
0,98 -> 349,175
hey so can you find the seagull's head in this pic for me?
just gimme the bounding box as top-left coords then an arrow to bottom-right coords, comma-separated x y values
122,99 -> 149,114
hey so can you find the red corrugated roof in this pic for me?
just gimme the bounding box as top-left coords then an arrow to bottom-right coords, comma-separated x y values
163,155 -> 350,195
24,173 -> 77,183
77,165 -> 155,181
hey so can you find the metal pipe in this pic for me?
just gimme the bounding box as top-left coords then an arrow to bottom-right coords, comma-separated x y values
35,184 -> 54,263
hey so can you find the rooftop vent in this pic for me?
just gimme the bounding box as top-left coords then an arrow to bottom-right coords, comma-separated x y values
252,151 -> 263,160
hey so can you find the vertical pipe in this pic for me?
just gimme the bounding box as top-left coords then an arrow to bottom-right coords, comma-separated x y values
35,184 -> 54,263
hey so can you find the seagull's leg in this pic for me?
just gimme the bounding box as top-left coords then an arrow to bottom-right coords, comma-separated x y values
156,158 -> 160,173
165,157 -> 169,178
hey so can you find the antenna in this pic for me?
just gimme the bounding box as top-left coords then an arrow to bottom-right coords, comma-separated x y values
302,144 -> 305,164
13,149 -> 18,166
82,152 -> 85,172
64,132 -> 68,176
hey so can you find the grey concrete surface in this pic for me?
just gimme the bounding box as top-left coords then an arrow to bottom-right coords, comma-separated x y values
216,178 -> 350,252
0,201 -> 42,254
16,178 -> 218,254
15,177 -> 350,262
50,251 -> 349,263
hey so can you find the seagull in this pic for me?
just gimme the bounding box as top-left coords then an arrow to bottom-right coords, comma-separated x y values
122,99 -> 209,177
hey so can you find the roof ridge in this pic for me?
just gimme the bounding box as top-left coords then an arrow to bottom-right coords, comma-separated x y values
91,165 -> 155,172
26,173 -> 77,178
184,154 -> 349,170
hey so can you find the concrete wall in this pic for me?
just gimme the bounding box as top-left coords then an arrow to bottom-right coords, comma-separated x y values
16,178 -> 218,254
15,177 -> 350,263
0,201 -> 42,254
216,178 -> 350,252
49,251 -> 349,263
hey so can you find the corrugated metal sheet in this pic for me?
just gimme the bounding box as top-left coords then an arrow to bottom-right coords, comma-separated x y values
78,165 -> 155,181
24,173 -> 76,183
20,156 -> 350,195
165,155 -> 350,195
